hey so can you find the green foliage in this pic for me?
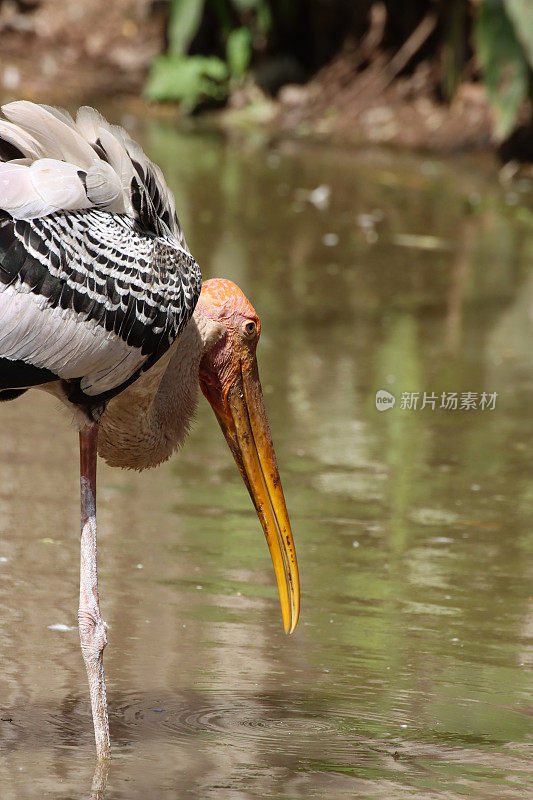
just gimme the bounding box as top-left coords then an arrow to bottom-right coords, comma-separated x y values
226,27 -> 253,78
168,0 -> 205,56
474,0 -> 532,140
504,0 -> 533,65
146,0 -> 270,109
145,55 -> 228,109
146,0 -> 533,139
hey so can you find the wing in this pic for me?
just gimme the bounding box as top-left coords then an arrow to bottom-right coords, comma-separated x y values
0,101 -> 188,246
0,210 -> 201,400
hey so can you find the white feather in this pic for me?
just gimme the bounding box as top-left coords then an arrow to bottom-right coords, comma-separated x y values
75,105 -> 105,143
0,100 -> 183,242
31,160 -> 90,213
85,160 -> 126,213
0,159 -> 89,218
0,120 -> 43,160
40,104 -> 77,128
0,163 -> 36,217
2,101 -> 97,169
0,283 -> 146,394
75,109 -> 161,213
94,127 -> 134,212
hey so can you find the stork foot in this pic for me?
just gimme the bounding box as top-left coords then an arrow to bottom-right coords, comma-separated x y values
78,602 -> 109,759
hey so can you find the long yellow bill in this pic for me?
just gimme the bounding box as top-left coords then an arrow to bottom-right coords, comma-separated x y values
211,361 -> 300,634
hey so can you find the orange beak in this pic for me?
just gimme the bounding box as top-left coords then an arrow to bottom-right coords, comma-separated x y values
200,357 -> 300,634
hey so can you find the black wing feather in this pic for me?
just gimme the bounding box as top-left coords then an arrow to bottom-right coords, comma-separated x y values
0,209 -> 201,402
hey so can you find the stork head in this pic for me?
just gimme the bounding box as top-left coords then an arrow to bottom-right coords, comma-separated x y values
197,278 -> 300,634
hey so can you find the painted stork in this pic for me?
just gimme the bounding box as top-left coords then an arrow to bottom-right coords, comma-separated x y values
0,102 -> 299,760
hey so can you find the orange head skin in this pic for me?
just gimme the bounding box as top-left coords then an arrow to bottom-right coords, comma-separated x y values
197,278 -> 261,421
195,277 -> 300,634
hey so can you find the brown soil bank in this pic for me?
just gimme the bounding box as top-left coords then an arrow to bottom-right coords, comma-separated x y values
275,53 -> 494,154
0,0 -> 163,104
271,3 -> 495,154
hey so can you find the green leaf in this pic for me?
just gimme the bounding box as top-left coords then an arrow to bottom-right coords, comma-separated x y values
474,0 -> 529,140
226,27 -> 253,78
256,2 -> 272,33
145,55 -> 229,110
504,0 -> 533,67
168,0 -> 205,57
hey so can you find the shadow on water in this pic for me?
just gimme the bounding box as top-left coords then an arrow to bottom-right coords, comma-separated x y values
0,118 -> 532,798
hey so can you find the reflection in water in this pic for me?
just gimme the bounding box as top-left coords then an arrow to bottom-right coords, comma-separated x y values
0,123 -> 532,798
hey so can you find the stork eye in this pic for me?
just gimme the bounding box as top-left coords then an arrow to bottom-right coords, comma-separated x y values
243,320 -> 257,338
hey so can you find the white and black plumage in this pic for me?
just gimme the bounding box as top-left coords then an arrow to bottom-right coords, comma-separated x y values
0,101 -> 201,411
0,102 -> 299,762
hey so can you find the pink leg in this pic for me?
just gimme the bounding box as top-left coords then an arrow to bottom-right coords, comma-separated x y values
79,422 -> 110,760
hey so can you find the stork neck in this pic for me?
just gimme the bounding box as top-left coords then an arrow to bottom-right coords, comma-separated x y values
151,318 -> 203,425
98,311 -> 217,470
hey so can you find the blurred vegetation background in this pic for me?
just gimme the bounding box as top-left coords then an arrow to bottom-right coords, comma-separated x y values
1,0 -> 533,156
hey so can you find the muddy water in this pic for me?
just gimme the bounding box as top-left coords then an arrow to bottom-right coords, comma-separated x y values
1,122 -> 532,798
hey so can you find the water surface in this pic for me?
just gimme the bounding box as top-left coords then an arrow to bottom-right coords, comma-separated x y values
0,121 -> 532,798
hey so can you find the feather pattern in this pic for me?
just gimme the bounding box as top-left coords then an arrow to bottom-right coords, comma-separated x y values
0,101 -> 201,407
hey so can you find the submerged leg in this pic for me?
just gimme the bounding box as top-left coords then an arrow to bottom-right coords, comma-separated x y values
91,759 -> 110,799
79,422 -> 110,760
